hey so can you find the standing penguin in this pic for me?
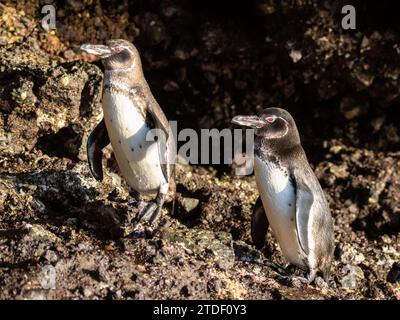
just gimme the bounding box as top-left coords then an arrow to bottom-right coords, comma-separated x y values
232,108 -> 334,284
80,39 -> 175,225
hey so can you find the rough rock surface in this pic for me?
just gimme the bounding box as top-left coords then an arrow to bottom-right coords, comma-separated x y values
0,0 -> 399,299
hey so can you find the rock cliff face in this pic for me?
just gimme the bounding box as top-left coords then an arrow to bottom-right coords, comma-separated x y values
0,1 -> 399,299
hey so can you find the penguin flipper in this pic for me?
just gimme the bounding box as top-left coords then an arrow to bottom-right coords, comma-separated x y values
251,196 -> 269,249
291,172 -> 314,255
87,118 -> 110,181
146,104 -> 171,183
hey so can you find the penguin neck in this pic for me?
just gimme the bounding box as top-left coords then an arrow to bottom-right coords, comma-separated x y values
104,65 -> 145,91
255,136 -> 303,164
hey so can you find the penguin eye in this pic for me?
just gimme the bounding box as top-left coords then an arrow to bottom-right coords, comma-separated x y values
114,47 -> 121,53
265,116 -> 276,123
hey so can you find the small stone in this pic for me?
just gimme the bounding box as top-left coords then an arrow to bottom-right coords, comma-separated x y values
60,75 -> 69,86
83,287 -> 92,297
24,289 -> 47,300
45,250 -> 58,263
114,290 -> 122,299
329,163 -> 349,179
340,265 -> 364,290
348,204 -> 358,214
381,235 -> 392,244
339,243 -> 365,265
371,117 -> 385,132
179,197 -> 199,213
360,36 -> 370,50
207,278 -> 224,293
330,145 -> 343,154
31,198 -> 46,214
161,222 -> 235,270
340,96 -> 369,120
289,50 -> 302,63
163,81 -> 179,92
354,72 -> 375,88
63,49 -> 75,60
25,224 -> 59,243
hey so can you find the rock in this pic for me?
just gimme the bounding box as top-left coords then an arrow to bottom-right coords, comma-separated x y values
0,47 -> 103,157
340,265 -> 364,290
45,250 -> 58,263
371,116 -> 385,132
339,243 -> 365,265
289,50 -> 302,63
1,0 -> 400,301
31,198 -> 47,214
83,287 -> 92,297
328,163 -> 349,179
24,223 -> 59,243
353,72 -> 375,88
340,96 -> 369,120
63,49 -> 76,60
161,221 -> 235,270
207,278 -> 224,294
179,196 -> 199,213
23,289 -> 48,300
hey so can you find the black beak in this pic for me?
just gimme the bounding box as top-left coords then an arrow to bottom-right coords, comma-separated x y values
231,115 -> 265,129
80,44 -> 113,58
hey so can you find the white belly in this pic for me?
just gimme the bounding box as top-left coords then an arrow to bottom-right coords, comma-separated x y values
102,92 -> 165,193
254,157 -> 306,267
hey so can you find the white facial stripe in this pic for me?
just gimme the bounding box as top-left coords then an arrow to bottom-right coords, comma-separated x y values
273,116 -> 289,139
277,116 -> 289,125
124,46 -> 135,54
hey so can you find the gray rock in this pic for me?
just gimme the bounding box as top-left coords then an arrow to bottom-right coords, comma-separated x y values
340,265 -> 364,290
161,221 -> 235,270
24,224 -> 59,243
179,196 -> 199,213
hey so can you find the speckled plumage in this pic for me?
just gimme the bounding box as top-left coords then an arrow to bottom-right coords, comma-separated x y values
233,107 -> 334,283
82,39 -> 175,225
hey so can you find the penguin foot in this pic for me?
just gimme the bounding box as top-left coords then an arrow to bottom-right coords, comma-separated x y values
135,183 -> 167,226
135,202 -> 157,223
291,269 -> 317,285
294,276 -> 312,285
135,202 -> 163,225
263,261 -> 291,277
148,204 -> 162,225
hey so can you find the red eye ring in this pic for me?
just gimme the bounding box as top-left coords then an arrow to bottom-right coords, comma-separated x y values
265,116 -> 276,123
114,47 -> 121,53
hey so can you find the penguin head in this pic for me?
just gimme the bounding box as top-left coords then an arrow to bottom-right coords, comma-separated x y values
232,107 -> 300,144
80,39 -> 141,71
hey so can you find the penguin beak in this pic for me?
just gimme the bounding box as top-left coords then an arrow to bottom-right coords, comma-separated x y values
80,44 -> 113,58
231,115 -> 265,129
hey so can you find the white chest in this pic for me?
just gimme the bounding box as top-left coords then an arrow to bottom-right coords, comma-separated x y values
102,92 -> 165,193
254,156 -> 306,267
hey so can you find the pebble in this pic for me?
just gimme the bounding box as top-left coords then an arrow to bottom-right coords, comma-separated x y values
340,265 -> 364,290
179,197 -> 199,213
289,50 -> 302,63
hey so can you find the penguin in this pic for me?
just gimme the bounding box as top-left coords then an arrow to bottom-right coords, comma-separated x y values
232,107 -> 334,284
80,39 -> 175,225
